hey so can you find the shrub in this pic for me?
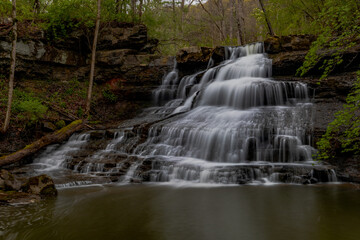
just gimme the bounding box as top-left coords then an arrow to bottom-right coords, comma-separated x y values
55,120 -> 66,129
14,99 -> 48,124
102,89 -> 118,103
317,71 -> 360,159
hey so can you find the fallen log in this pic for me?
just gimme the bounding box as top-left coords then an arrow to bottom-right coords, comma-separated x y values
0,120 -> 84,168
44,102 -> 94,130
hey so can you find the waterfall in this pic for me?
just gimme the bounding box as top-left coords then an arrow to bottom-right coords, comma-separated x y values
32,42 -> 337,185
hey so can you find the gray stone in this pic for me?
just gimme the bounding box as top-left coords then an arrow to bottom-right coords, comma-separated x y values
21,174 -> 57,197
0,169 -> 22,191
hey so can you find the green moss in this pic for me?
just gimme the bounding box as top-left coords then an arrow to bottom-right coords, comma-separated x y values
55,119 -> 82,135
55,120 -> 66,129
4,191 -> 17,195
0,120 -> 82,162
40,185 -> 57,197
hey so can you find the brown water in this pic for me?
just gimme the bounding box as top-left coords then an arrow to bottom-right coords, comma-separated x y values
1,184 -> 359,240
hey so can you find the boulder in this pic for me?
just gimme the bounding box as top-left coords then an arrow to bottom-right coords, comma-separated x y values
175,46 -> 213,76
211,46 -> 226,64
176,46 -> 213,64
97,23 -> 148,51
0,169 -> 21,191
0,170 -> 57,204
21,174 -> 58,197
264,35 -> 316,54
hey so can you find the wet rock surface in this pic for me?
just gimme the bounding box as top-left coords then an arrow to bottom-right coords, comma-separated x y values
176,46 -> 213,74
265,36 -> 360,182
329,155 -> 360,183
0,169 -> 57,205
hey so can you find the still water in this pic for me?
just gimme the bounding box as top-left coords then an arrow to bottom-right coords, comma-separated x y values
1,184 -> 359,240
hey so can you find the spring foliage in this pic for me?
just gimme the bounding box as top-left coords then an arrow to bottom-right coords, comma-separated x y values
317,72 -> 360,159
296,0 -> 360,80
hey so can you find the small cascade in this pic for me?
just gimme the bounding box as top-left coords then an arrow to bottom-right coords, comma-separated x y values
30,42 -> 338,185
153,60 -> 179,106
71,128 -> 136,176
33,133 -> 90,170
122,162 -> 142,183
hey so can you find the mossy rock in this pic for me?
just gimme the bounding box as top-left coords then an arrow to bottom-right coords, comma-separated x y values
55,120 -> 66,129
0,169 -> 21,191
21,174 -> 57,198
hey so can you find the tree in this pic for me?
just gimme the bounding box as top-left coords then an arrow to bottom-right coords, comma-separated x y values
297,0 -> 360,79
258,0 -> 274,36
235,0 -> 245,45
85,0 -> 101,117
3,0 -> 17,133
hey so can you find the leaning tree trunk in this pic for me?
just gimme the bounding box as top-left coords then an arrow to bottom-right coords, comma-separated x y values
0,120 -> 83,167
85,0 -> 101,117
3,0 -> 17,133
258,0 -> 275,36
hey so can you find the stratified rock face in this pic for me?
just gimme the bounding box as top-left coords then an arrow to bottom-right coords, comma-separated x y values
0,22 -> 171,85
264,35 -> 315,76
97,23 -> 153,52
175,46 -> 230,78
330,155 -> 360,183
265,35 -> 360,76
176,46 -> 213,64
0,22 -> 173,121
264,35 -> 316,54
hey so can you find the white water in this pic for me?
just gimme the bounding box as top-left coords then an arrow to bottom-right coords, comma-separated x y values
32,43 -> 337,185
33,133 -> 90,171
131,43 -> 335,183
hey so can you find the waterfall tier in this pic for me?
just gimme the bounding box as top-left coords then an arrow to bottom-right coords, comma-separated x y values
31,43 -> 337,185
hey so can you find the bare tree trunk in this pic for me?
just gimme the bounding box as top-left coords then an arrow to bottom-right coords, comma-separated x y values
172,0 -> 176,27
138,0 -> 143,21
258,0 -> 275,36
235,0 -> 244,45
229,0 -> 234,42
3,0 -> 17,133
180,0 -> 185,33
218,0 -> 226,41
85,0 -> 101,117
131,0 -> 136,22
198,0 -> 225,42
115,0 -> 121,14
33,0 -> 40,14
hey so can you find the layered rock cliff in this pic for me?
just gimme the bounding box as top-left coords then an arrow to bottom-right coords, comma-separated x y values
0,22 -> 172,155
0,22 -> 173,108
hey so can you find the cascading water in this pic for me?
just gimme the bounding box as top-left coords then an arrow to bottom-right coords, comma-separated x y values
32,42 -> 337,185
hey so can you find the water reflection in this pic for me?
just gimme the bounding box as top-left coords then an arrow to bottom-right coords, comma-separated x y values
1,184 -> 359,240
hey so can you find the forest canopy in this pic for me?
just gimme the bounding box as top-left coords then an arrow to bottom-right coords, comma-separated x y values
1,0 -> 358,55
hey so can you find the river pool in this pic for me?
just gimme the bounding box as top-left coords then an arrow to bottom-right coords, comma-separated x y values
1,183 -> 359,240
